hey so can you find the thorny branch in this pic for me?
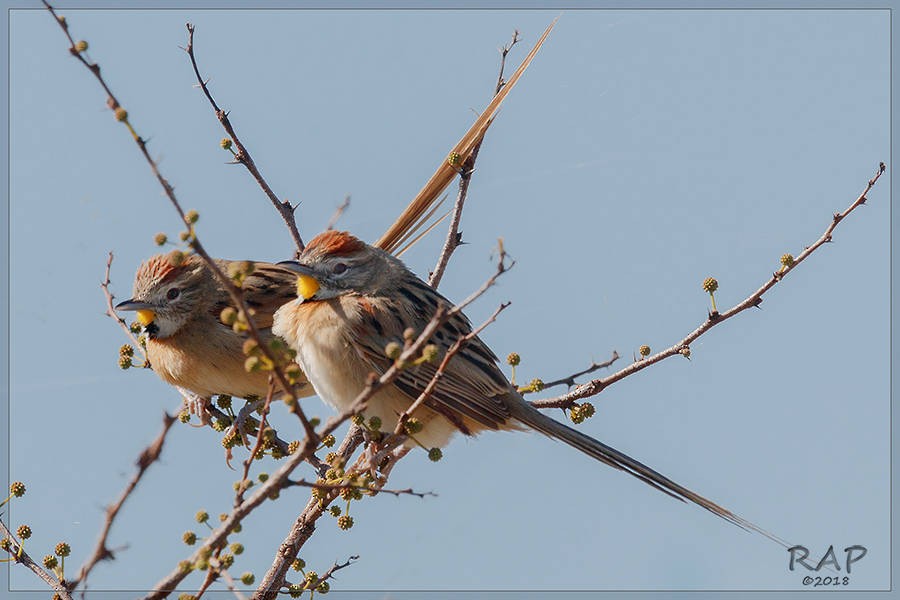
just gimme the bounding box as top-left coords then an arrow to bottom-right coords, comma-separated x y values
284,479 -> 436,499
537,351 -> 620,391
183,24 -> 305,255
430,29 -> 521,289
68,414 -> 177,591
0,520 -> 73,598
532,162 -> 887,410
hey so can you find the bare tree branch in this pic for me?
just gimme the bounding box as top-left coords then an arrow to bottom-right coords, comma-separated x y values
68,413 -> 177,591
537,351 -> 620,391
429,30 -> 521,289
532,162 -> 887,410
183,24 -> 305,255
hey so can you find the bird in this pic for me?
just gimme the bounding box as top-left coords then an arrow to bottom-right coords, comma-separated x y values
272,230 -> 782,541
115,253 -> 311,413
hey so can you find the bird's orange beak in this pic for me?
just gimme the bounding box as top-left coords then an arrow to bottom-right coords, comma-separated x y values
115,299 -> 157,325
277,261 -> 321,300
295,275 -> 320,301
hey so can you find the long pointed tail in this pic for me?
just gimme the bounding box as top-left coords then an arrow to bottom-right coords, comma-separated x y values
510,402 -> 788,547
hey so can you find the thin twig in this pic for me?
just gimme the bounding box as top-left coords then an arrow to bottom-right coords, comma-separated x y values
69,413 -> 177,591
234,380 -> 277,506
286,479 -> 436,499
429,30 -> 521,289
537,351 -> 620,391
0,520 -> 73,598
184,24 -> 305,254
304,555 -> 359,591
325,196 -> 351,230
100,251 -> 149,366
533,162 -> 886,409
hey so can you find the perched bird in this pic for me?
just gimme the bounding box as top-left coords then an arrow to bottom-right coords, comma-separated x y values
273,230 -> 779,539
116,254 -> 311,408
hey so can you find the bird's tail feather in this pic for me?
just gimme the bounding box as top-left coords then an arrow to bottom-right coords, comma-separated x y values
510,403 -> 789,547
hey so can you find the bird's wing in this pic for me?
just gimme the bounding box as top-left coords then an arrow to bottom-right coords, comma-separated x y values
209,261 -> 298,330
347,284 -> 515,432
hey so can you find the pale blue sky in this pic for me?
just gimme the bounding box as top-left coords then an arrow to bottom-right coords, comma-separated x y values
3,6 -> 891,595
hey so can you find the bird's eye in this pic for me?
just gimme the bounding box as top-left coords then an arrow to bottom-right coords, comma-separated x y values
332,262 -> 349,275
166,287 -> 181,300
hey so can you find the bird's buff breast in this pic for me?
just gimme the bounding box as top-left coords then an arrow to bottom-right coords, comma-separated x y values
273,299 -> 370,412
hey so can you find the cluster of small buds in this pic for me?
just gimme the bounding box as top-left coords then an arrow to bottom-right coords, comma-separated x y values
288,583 -> 305,598
447,151 -> 462,168
0,538 -> 12,552
428,447 -> 443,462
287,440 -> 301,454
178,594 -> 196,600
167,249 -> 186,268
337,515 -> 354,530
220,138 -> 233,151
321,434 -> 336,448
230,542 -> 244,555
240,572 -> 255,585
367,416 -> 382,432
639,345 -> 651,358
351,414 -> 365,426
518,378 -> 544,395
154,233 -> 168,246
569,402 -> 596,425
185,209 -> 200,225
292,558 -> 306,571
16,525 -> 31,540
218,553 -> 235,569
318,581 -> 331,594
73,39 -> 88,52
258,472 -> 269,483
403,418 -> 423,435
216,395 -> 233,410
195,510 -> 209,524
221,429 -> 241,450
780,253 -> 795,271
680,347 -> 692,360
420,344 -> 440,364
9,481 -> 25,498
182,531 -> 197,545
328,505 -> 341,517
702,277 -> 719,312
43,554 -> 58,569
227,260 -> 255,287
233,478 -> 254,494
55,542 -> 70,557
114,107 -> 128,122
118,343 -> 135,370
384,342 -> 402,360
178,411 -> 191,424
